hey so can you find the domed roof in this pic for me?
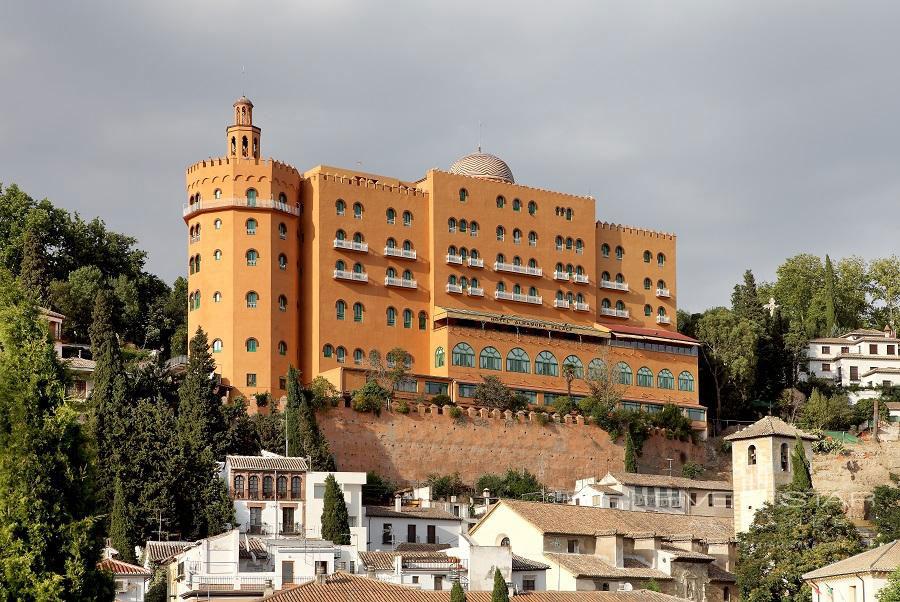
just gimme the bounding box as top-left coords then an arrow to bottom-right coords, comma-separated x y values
449,151 -> 514,184
233,96 -> 254,107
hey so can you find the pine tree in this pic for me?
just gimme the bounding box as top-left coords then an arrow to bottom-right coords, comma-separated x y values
109,476 -> 135,563
824,255 -> 837,334
790,437 -> 812,491
285,366 -> 335,470
0,270 -> 114,598
320,474 -> 351,545
18,228 -> 49,303
177,328 -> 227,456
491,568 -> 510,602
624,429 -> 637,472
450,579 -> 466,602
731,269 -> 766,326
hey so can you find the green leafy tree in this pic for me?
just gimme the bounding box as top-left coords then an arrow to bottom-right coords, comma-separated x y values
145,579 -> 167,602
426,472 -> 468,499
736,491 -> 861,602
308,375 -> 341,410
551,395 -> 576,416
220,399 -> 262,455
696,307 -> 759,425
352,380 -> 391,414
562,362 -> 577,398
386,347 -> 412,392
321,474 -> 351,545
772,254 -> 826,337
878,567 -> 900,602
872,477 -> 900,543
18,228 -> 49,303
450,579 -> 466,602
177,328 -> 227,457
491,568 -> 509,602
253,408 -> 286,452
645,579 -> 662,592
732,269 -> 767,327
790,438 -> 812,491
363,472 -> 397,504
285,366 -> 335,470
476,469 -> 544,500
624,430 -> 637,472
798,389 -> 853,431
0,270 -> 114,599
823,255 -> 837,334
474,376 -> 527,412
870,256 -> 900,327
109,476 -> 135,563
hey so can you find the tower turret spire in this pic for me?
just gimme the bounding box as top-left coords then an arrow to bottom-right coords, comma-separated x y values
227,97 -> 261,159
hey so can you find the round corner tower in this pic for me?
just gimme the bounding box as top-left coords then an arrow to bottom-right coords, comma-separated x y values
184,97 -> 302,411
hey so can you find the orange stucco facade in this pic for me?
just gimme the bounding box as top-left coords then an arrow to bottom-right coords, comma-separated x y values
185,98 -> 705,430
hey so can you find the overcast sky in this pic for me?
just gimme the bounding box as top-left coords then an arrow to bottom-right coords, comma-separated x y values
2,1 -> 899,311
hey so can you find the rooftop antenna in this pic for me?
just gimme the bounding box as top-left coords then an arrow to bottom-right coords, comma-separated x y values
241,65 -> 246,96
478,121 -> 483,153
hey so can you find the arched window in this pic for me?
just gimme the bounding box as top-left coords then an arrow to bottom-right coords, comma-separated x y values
496,281 -> 506,293
459,247 -> 469,260
528,201 -> 537,215
214,189 -> 222,200
386,208 -> 396,224
353,348 -> 364,365
500,537 -> 511,547
353,303 -> 364,322
678,371 -> 694,392
353,202 -> 363,219
246,338 -> 259,352
234,475 -> 244,495
386,237 -> 397,249
576,266 -> 585,276
496,226 -> 505,241
658,369 -> 674,389
386,307 -> 397,326
402,269 -> 413,281
748,445 -> 757,466
403,211 -> 412,226
336,199 -> 346,215
657,279 -> 667,291
459,188 -> 469,202
506,348 -> 530,373
335,346 -> 346,363
448,218 -> 457,232
565,207 -> 573,221
615,273 -> 624,284
528,258 -> 537,269
658,307 -> 668,318
246,291 -> 258,308
563,356 -> 584,378
512,198 -> 521,212
278,295 -> 287,312
470,221 -> 479,236
278,222 -> 287,239
471,277 -> 479,288
213,291 -> 222,303
403,240 -> 413,252
448,274 -> 458,286
214,218 -> 222,230
263,475 -> 273,497
615,300 -> 626,311
528,231 -> 537,247
644,277 -> 652,290
246,249 -> 258,266
212,339 -> 223,353
323,344 -> 333,358
535,351 -> 559,376
588,359 -> 605,379
528,286 -> 538,297
353,262 -> 364,274
644,304 -> 652,316
214,249 -> 222,261
435,346 -> 446,367
615,246 -> 624,260
278,341 -> 287,356
419,311 -> 427,330
248,476 -> 259,496
780,442 -> 790,471
403,309 -> 413,328
513,256 -> 522,266
575,239 -> 584,254
513,229 -> 522,244
448,245 -> 458,257
459,219 -> 468,233
657,252 -> 666,266
643,250 -> 652,263
601,243 -> 610,258
496,253 -> 506,264
275,475 -> 287,497
513,284 -> 522,295
335,229 -> 346,241
194,255 -> 201,272
617,362 -> 633,385
189,256 -> 195,274
471,249 -> 480,259
601,298 -> 611,309
565,237 -> 573,250
336,300 -> 346,320
387,267 -> 397,279
246,189 -> 257,206
353,232 -> 364,244
496,195 -> 505,208
452,343 -> 475,367
556,236 -> 564,251
335,259 -> 346,272
480,347 -> 502,370
597,271 -> 610,283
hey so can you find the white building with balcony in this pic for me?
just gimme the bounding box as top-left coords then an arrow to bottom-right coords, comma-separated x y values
571,472 -> 733,518
364,497 -> 465,552
804,327 -> 900,390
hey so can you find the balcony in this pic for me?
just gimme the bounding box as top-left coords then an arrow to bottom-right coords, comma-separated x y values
183,197 -> 301,218
600,280 -> 629,292
495,290 -> 543,305
446,283 -> 463,294
600,307 -> 630,318
656,315 -> 672,325
334,270 -> 368,282
334,239 -> 368,253
573,273 -> 589,284
446,254 -> 463,265
384,247 -> 417,260
494,262 -> 543,277
656,288 -> 671,298
468,257 -> 484,268
553,271 -> 570,282
554,299 -> 570,309
573,302 -> 590,312
468,287 -> 484,297
385,277 -> 418,289
190,235 -> 200,244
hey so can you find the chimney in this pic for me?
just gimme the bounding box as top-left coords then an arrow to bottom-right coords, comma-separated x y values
315,563 -> 327,584
482,489 -> 491,513
263,578 -> 274,598
394,493 -> 402,512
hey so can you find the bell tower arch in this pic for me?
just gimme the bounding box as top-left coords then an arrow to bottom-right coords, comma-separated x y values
227,96 -> 261,159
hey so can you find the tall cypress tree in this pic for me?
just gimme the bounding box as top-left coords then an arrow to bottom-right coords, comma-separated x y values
320,474 -> 351,545
824,255 -> 837,335
491,568 -> 510,602
624,430 -> 638,473
285,366 -> 335,470
109,476 -> 135,563
450,580 -> 466,602
790,437 -> 812,491
177,328 -> 227,456
0,271 -> 113,598
18,228 -> 49,303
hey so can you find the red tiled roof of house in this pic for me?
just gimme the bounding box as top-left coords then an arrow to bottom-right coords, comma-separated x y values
97,558 -> 152,576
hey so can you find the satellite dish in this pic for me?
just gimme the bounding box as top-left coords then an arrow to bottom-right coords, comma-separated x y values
621,583 -> 633,591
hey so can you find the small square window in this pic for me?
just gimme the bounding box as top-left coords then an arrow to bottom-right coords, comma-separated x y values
279,377 -> 287,390
246,373 -> 257,387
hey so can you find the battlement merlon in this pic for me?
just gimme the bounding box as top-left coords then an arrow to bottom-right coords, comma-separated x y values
595,221 -> 677,241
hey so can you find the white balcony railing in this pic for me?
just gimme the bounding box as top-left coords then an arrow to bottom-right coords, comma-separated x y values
446,283 -> 463,294
385,277 -> 417,289
600,280 -> 629,291
468,287 -> 484,297
334,270 -> 368,282
468,257 -> 484,268
494,262 -> 543,277
656,288 -> 671,298
656,315 -> 672,325
190,236 -> 200,244
384,247 -> 417,260
183,197 -> 301,217
600,307 -> 629,318
495,290 -> 543,305
573,273 -> 589,284
553,271 -> 570,282
553,299 -> 570,309
334,239 -> 368,252
446,254 -> 463,265
573,302 -> 591,312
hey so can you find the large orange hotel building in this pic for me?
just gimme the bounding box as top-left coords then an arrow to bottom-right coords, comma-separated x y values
185,98 -> 706,433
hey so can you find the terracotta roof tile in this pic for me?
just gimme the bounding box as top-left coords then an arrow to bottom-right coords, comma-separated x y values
706,563 -> 737,583
606,472 -> 731,492
660,545 -> 715,562
513,554 -> 551,571
226,454 -> 309,471
97,558 -> 152,576
365,505 -> 462,521
143,540 -> 195,563
803,540 -> 900,580
723,416 -> 817,441
395,542 -> 452,552
546,554 -> 670,580
359,551 -> 455,571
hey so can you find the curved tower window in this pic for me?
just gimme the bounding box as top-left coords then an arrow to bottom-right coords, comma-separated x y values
386,307 -> 397,327
459,188 -> 469,202
214,218 -> 222,230
336,300 -> 346,320
418,311 -> 427,330
246,188 -> 257,206
246,249 -> 258,266
278,341 -> 287,355
435,346 -> 446,367
403,211 -> 412,226
245,338 -> 258,352
353,302 -> 364,322
506,348 -> 530,373
535,351 -> 559,377
601,243 -> 610,258
451,343 -> 475,367
278,295 -> 287,312
643,250 -> 652,263
336,199 -> 346,215
246,218 -> 257,235
496,195 -> 505,208
479,346 -> 502,370
386,208 -> 396,224
617,362 -> 633,385
748,445 -> 757,466
212,339 -> 223,353
658,369 -> 674,389
528,201 -> 537,215
403,309 -> 413,328
354,349 -> 364,365
678,371 -> 695,392
246,291 -> 258,308
278,254 -> 288,270
353,202 -> 363,219
588,359 -> 605,379
278,223 -> 287,239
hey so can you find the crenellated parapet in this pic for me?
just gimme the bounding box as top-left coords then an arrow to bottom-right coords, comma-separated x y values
312,172 -> 429,198
596,221 -> 676,240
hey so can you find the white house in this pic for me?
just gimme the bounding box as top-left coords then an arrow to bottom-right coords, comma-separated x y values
358,550 -> 462,591
364,497 -> 465,552
804,328 -> 900,390
304,470 -> 367,548
98,554 -> 152,602
572,473 -> 733,518
803,539 -> 899,602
